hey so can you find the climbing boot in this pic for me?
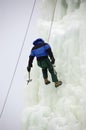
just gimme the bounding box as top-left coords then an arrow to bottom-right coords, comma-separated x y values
44,78 -> 51,85
55,81 -> 62,87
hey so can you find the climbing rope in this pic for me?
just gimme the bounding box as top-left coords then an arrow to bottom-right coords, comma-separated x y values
47,0 -> 57,42
0,0 -> 37,118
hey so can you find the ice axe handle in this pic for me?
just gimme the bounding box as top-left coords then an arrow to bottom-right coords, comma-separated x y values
53,64 -> 57,75
27,72 -> 32,85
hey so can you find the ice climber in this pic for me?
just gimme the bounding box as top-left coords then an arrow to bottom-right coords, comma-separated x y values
27,38 -> 62,87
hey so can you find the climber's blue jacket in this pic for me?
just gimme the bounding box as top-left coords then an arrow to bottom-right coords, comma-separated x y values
28,39 -> 54,67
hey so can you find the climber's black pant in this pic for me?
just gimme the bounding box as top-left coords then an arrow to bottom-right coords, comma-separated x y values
37,58 -> 58,82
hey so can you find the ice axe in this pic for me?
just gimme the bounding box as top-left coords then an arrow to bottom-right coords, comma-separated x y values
53,64 -> 57,75
27,72 -> 32,85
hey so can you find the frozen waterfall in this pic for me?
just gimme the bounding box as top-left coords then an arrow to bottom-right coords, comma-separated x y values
22,0 -> 86,130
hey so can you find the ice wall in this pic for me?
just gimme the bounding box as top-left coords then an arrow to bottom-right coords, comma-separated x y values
22,0 -> 86,130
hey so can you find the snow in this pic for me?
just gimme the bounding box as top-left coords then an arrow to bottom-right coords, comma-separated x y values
22,0 -> 86,130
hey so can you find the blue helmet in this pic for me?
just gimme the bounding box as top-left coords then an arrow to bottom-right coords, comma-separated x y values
33,38 -> 44,45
